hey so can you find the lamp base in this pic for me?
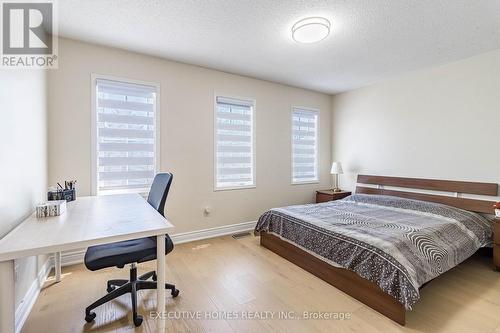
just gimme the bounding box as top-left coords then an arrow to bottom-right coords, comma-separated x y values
332,174 -> 342,193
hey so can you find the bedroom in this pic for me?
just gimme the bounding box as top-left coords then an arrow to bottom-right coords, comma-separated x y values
0,1 -> 499,332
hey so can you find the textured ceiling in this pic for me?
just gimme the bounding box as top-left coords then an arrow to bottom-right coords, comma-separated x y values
58,0 -> 500,94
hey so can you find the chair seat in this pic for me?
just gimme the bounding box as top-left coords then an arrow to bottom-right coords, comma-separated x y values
84,235 -> 174,271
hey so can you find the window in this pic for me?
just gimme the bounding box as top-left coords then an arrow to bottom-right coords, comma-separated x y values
292,107 -> 319,184
92,76 -> 159,195
214,96 -> 255,190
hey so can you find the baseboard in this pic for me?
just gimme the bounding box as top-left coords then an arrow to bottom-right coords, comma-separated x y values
170,220 -> 257,244
56,220 -> 258,268
60,248 -> 88,267
15,258 -> 52,333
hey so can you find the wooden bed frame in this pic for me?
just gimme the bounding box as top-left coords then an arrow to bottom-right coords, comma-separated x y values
259,175 -> 498,325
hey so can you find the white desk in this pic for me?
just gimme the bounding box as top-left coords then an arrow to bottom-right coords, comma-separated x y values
0,194 -> 174,333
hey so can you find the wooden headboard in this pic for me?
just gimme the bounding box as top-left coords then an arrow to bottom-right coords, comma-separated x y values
356,175 -> 498,214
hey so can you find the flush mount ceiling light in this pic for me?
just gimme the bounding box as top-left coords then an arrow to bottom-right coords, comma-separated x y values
292,17 -> 331,44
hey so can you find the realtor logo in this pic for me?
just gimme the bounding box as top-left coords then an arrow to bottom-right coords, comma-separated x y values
1,0 -> 58,68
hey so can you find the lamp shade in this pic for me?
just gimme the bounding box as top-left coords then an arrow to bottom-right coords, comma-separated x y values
330,162 -> 343,175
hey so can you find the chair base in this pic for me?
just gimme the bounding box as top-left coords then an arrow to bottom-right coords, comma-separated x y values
84,264 -> 179,327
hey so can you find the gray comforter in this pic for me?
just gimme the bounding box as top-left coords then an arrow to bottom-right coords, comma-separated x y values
254,194 -> 492,309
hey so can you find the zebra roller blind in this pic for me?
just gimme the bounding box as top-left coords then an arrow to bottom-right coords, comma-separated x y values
292,107 -> 319,183
95,78 -> 158,194
215,96 -> 255,190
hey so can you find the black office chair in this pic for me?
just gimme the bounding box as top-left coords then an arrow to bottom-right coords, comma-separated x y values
83,173 -> 179,327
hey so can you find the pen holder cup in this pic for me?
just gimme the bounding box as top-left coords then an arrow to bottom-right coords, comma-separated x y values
48,188 -> 76,202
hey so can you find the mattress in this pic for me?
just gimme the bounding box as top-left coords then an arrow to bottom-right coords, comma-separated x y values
254,194 -> 492,309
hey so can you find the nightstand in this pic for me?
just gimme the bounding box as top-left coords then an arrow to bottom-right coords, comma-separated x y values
494,218 -> 500,270
316,190 -> 352,203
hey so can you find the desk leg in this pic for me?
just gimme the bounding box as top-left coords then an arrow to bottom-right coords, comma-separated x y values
156,234 -> 166,332
54,252 -> 62,282
0,260 -> 15,333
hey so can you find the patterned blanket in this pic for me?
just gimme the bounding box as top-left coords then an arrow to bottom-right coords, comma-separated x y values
254,194 -> 492,309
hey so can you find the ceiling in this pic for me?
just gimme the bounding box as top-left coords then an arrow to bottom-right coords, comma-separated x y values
58,0 -> 500,94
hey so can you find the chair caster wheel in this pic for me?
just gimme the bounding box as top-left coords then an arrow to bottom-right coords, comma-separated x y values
171,288 -> 180,298
85,312 -> 96,323
152,272 -> 157,281
133,315 -> 143,327
106,285 -> 115,293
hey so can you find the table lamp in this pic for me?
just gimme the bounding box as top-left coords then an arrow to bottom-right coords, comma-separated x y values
330,162 -> 343,192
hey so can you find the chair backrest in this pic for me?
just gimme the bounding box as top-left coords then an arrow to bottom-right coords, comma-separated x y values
147,173 -> 173,217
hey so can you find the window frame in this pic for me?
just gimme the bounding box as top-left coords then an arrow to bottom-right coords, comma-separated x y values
213,94 -> 257,192
90,73 -> 161,196
291,106 -> 320,185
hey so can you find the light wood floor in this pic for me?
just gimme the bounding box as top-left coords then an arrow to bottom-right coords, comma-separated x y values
22,234 -> 500,333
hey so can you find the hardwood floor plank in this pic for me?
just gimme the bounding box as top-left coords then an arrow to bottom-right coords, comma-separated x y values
21,235 -> 500,333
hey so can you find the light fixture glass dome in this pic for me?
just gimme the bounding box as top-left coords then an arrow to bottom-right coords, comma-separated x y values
292,17 -> 331,44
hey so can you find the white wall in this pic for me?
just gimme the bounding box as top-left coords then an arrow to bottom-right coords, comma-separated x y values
48,38 -> 332,234
0,70 -> 48,309
332,49 -> 500,200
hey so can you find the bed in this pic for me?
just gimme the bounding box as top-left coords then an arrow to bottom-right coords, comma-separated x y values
254,175 -> 498,325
